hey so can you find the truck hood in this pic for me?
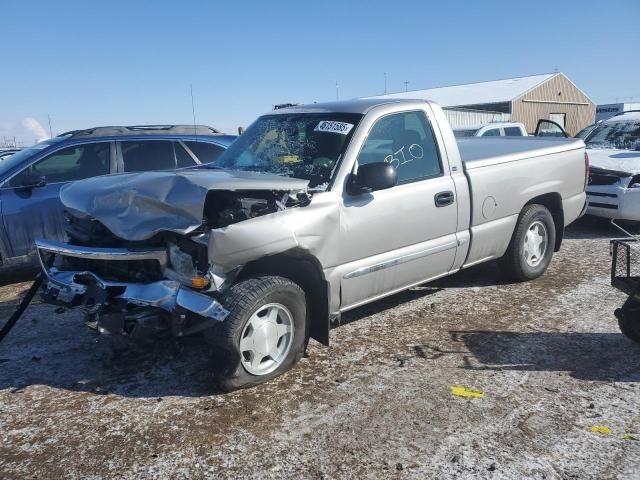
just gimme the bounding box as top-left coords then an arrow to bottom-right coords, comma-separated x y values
60,169 -> 309,241
587,148 -> 640,175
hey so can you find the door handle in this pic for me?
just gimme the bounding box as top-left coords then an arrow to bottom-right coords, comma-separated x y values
435,191 -> 455,207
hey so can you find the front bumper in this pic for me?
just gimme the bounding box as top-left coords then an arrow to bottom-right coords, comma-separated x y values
35,239 -> 229,321
586,185 -> 640,221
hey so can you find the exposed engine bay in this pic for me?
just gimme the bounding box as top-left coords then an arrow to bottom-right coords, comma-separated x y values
203,189 -> 310,229
37,180 -> 313,341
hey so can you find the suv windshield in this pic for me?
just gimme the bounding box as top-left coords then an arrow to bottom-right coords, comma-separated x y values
585,119 -> 640,151
213,113 -> 363,188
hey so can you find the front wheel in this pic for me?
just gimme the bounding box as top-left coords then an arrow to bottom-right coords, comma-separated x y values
499,204 -> 556,281
205,276 -> 307,391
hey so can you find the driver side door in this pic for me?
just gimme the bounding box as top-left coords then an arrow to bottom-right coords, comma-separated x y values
0,141 -> 113,258
338,110 -> 459,310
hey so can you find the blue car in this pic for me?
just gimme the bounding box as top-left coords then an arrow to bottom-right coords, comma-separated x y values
0,125 -> 236,267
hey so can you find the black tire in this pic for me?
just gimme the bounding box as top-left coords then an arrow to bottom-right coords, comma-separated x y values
205,276 -> 307,392
615,295 -> 640,343
498,204 -> 556,282
618,313 -> 640,343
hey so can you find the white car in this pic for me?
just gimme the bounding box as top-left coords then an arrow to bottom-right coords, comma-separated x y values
454,122 -> 528,138
585,111 -> 640,221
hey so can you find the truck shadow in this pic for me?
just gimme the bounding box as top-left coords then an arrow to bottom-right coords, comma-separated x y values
0,301 -> 224,398
0,261 -> 503,399
448,330 -> 640,382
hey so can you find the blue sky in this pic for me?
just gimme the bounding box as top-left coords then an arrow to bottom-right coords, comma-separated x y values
1,0 -> 638,144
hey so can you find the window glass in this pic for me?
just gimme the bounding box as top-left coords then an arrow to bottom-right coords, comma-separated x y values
357,111 -> 442,184
453,129 -> 478,138
184,141 -> 225,164
536,121 -> 566,138
175,142 -> 197,168
585,120 -> 640,150
481,128 -> 501,137
214,113 -> 362,188
504,127 -> 523,136
26,142 -> 110,184
121,141 -> 176,172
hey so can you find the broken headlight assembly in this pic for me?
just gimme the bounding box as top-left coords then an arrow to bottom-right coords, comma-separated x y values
166,244 -> 210,290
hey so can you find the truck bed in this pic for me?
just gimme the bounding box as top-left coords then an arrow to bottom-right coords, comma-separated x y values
457,137 -> 584,168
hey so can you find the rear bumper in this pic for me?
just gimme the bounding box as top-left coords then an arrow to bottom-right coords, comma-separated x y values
35,239 -> 229,322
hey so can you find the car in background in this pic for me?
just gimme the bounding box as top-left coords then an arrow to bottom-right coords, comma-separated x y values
0,148 -> 21,161
453,122 -> 528,138
0,125 -> 236,267
575,123 -> 597,140
585,111 -> 640,221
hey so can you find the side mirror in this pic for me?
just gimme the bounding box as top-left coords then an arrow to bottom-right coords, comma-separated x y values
348,162 -> 397,194
17,171 -> 47,189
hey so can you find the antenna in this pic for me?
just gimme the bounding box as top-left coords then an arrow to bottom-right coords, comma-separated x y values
190,84 -> 198,141
404,81 -> 410,92
47,114 -> 53,137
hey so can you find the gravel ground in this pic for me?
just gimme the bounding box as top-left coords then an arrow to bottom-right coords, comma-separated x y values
0,217 -> 639,479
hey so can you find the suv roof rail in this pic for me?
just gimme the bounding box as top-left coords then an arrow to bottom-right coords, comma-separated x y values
57,124 -> 222,138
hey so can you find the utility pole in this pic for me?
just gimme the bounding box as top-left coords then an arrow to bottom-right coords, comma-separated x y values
190,84 -> 197,137
404,81 -> 410,92
47,115 -> 53,137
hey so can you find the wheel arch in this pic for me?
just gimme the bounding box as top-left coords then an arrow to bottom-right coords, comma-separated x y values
525,192 -> 564,252
237,248 -> 330,346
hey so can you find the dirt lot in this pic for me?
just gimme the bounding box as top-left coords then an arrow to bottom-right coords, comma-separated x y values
0,217 -> 639,479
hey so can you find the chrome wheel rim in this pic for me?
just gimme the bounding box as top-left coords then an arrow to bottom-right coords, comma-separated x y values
524,220 -> 548,268
239,303 -> 294,376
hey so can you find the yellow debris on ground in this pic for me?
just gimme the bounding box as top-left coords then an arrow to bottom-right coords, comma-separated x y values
621,433 -> 638,441
589,426 -> 613,435
450,386 -> 484,398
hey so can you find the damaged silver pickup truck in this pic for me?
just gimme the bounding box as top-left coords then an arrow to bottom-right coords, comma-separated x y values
35,99 -> 587,390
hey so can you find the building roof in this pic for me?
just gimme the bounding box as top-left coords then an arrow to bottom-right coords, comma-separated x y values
365,73 -> 558,107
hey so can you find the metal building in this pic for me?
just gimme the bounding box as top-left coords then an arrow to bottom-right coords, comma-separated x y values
366,73 -> 595,136
596,103 -> 640,122
442,108 -> 511,129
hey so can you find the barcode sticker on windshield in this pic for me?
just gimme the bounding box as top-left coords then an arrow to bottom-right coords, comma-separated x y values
315,121 -> 354,135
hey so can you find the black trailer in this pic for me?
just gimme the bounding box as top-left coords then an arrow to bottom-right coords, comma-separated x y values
611,238 -> 640,342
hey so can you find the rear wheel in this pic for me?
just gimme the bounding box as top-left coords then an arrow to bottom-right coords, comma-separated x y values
499,204 -> 556,281
205,276 -> 307,391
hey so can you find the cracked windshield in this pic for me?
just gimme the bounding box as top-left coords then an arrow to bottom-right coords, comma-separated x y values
213,113 -> 363,188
